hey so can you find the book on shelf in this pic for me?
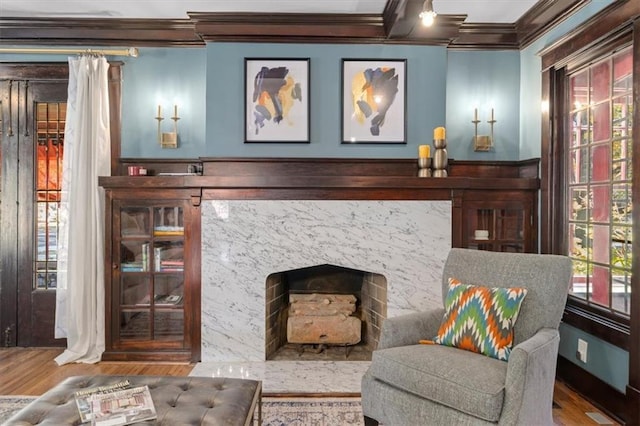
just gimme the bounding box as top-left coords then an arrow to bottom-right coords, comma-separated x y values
153,225 -> 184,237
141,243 -> 150,271
89,384 -> 157,426
74,379 -> 131,423
154,294 -> 183,305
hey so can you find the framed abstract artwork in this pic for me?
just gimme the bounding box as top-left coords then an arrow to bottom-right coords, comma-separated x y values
341,59 -> 407,144
244,58 -> 310,143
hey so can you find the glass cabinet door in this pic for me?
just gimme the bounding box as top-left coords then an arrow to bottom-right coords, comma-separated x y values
115,204 -> 185,345
463,199 -> 532,253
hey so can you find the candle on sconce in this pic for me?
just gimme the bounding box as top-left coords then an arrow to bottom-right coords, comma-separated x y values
433,127 -> 446,140
157,105 -> 162,117
418,144 -> 430,158
490,108 -> 495,121
174,104 -> 178,117
474,108 -> 478,122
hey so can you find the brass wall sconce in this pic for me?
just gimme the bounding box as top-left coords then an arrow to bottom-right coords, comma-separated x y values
472,107 -> 496,152
155,104 -> 180,149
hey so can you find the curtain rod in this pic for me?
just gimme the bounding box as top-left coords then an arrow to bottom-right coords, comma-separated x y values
0,47 -> 139,57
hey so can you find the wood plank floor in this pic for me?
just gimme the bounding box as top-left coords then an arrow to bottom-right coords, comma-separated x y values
0,347 -> 620,425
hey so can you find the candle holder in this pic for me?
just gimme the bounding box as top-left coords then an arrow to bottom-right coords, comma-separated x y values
418,157 -> 432,177
433,138 -> 448,177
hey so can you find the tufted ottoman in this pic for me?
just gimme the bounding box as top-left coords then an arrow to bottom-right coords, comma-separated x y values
4,375 -> 261,425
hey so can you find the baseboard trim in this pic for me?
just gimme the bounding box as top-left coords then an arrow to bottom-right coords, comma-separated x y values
625,384 -> 640,425
556,356 -> 626,424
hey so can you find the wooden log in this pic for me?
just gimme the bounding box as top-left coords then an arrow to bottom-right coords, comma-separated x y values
287,315 -> 361,345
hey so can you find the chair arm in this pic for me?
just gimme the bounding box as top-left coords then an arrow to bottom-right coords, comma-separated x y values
499,328 -> 560,426
377,309 -> 445,350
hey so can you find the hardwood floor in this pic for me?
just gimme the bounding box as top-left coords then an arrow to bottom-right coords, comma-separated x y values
0,347 -> 620,425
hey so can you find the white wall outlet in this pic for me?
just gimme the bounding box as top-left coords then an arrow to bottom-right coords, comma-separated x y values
577,338 -> 588,363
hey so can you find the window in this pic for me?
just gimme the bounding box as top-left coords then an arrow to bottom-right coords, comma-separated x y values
567,47 -> 633,316
35,102 -> 65,290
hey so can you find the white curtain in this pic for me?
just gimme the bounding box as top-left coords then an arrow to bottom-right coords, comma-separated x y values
54,55 -> 111,365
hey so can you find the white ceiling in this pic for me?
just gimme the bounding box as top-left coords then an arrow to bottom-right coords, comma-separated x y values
0,0 -> 539,24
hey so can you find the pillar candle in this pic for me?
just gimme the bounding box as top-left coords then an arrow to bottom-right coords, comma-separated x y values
157,105 -> 161,117
418,144 -> 430,158
433,127 -> 446,140
174,104 -> 178,117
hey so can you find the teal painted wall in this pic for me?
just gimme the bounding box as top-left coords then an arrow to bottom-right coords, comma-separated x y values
204,43 -> 447,158
559,323 -> 628,393
446,50 -> 520,160
120,47 -> 207,158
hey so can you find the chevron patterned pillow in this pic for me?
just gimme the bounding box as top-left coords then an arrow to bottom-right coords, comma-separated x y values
432,277 -> 528,361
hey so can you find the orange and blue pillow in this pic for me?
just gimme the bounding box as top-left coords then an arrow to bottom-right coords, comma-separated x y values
428,277 -> 528,361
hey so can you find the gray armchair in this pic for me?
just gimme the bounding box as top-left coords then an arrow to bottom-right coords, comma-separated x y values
362,248 -> 572,426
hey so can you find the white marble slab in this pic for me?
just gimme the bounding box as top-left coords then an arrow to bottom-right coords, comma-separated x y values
189,361 -> 371,394
201,200 -> 451,362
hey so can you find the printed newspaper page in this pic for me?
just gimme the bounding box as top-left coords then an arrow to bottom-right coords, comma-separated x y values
89,385 -> 157,426
74,380 -> 131,423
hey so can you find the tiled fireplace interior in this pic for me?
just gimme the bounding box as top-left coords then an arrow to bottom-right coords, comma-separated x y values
265,264 -> 387,361
201,200 -> 452,362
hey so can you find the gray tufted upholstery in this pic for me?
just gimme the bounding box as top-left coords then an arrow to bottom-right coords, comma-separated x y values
362,248 -> 573,426
4,375 -> 261,426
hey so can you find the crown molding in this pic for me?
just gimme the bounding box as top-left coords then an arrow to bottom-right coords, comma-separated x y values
0,17 -> 203,47
450,23 -> 519,49
515,0 -> 588,49
0,0 -> 607,49
189,12 -> 386,43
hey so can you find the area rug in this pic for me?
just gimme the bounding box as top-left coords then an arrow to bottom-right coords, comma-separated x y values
260,396 -> 363,425
0,395 -> 363,425
0,396 -> 36,424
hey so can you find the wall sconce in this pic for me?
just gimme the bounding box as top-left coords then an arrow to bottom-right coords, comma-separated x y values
472,107 -> 496,152
419,0 -> 437,26
155,104 -> 180,149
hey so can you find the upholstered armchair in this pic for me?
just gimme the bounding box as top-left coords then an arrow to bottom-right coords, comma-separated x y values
362,248 -> 572,426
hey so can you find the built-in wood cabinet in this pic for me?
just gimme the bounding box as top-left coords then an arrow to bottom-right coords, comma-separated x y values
100,181 -> 201,362
456,190 -> 537,253
99,158 -> 538,361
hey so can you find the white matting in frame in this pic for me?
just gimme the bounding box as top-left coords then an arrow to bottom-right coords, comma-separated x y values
342,59 -> 407,144
245,58 -> 310,143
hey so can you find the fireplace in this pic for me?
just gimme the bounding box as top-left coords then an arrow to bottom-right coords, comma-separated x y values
265,264 -> 387,361
201,199 -> 451,362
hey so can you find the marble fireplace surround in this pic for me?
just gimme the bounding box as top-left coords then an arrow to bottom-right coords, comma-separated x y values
200,200 -> 452,362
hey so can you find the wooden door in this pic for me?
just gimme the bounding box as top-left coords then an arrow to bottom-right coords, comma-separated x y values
0,64 -> 68,347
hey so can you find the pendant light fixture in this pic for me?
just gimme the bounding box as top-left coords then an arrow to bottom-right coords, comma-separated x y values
419,0 -> 437,26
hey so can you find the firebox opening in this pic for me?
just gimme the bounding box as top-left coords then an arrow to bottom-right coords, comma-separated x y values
265,264 -> 387,361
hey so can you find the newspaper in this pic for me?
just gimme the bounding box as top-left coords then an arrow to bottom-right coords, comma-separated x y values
75,380 -> 131,423
89,384 -> 157,426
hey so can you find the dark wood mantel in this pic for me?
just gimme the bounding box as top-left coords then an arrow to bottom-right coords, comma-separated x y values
102,157 -> 540,206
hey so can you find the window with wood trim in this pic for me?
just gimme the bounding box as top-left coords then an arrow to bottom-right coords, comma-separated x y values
35,102 -> 65,290
567,46 -> 633,316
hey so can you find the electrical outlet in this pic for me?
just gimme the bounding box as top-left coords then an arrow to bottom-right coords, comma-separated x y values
577,338 -> 588,363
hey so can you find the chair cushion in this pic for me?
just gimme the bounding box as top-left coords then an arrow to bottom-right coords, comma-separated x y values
368,344 -> 508,422
433,277 -> 528,361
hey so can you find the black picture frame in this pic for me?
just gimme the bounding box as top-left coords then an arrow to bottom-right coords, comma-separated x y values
341,58 -> 407,144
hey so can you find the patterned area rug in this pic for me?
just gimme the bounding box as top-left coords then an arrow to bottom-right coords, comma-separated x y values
0,396 -> 36,424
0,395 -> 363,425
261,397 -> 363,425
